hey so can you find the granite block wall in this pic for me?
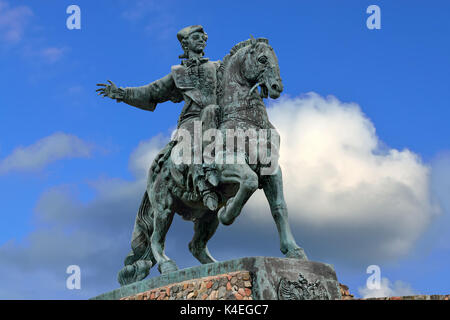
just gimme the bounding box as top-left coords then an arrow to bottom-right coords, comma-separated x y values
120,271 -> 253,300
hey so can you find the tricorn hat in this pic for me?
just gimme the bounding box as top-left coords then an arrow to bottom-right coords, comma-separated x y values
177,25 -> 206,42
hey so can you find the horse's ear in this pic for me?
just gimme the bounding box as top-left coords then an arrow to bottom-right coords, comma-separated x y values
250,34 -> 257,47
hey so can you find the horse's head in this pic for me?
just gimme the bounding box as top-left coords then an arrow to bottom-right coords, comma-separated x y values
221,37 -> 284,100
242,37 -> 283,99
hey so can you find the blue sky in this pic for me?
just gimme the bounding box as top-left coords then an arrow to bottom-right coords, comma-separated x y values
0,0 -> 449,299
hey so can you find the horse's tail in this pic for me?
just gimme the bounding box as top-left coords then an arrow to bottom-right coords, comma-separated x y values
117,191 -> 156,286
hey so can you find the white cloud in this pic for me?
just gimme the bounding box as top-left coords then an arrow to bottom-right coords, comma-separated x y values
40,47 -> 67,63
128,134 -> 169,177
0,0 -> 32,43
244,93 -> 439,262
0,1 -> 67,63
122,0 -> 176,40
122,0 -> 160,20
0,95 -> 444,298
358,277 -> 416,298
0,135 -> 169,298
0,132 -> 93,174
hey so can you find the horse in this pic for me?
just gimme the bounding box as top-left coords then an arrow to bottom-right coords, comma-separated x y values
117,37 -> 308,286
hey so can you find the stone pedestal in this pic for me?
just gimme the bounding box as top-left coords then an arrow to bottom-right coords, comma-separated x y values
92,257 -> 342,300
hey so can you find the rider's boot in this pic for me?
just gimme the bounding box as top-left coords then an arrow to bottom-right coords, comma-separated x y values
196,165 -> 219,211
203,190 -> 219,211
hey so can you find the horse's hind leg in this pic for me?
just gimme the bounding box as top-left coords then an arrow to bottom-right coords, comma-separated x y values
150,189 -> 178,274
261,166 -> 308,260
189,212 -> 219,264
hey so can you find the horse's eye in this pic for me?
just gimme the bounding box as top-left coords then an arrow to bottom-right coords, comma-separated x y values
258,56 -> 268,64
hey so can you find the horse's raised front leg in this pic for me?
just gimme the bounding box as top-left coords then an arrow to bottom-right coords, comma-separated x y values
189,212 -> 219,264
218,163 -> 259,226
261,166 -> 308,260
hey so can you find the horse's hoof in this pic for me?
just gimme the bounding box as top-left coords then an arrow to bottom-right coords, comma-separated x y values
118,265 -> 137,286
218,207 -> 234,226
118,260 -> 153,286
158,260 -> 178,274
285,247 -> 309,260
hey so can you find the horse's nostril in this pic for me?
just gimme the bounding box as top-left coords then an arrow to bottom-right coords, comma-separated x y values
271,84 -> 280,91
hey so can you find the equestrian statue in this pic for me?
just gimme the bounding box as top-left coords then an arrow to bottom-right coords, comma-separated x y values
96,25 -> 308,286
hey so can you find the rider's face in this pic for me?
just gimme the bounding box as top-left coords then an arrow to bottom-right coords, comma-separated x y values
187,32 -> 206,54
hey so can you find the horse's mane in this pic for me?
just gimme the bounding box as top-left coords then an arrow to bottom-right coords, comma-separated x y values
222,37 -> 270,67
217,37 -> 270,99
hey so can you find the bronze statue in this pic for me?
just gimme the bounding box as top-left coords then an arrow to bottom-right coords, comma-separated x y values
97,25 -> 308,286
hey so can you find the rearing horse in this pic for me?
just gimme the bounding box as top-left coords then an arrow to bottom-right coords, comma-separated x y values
117,38 -> 308,286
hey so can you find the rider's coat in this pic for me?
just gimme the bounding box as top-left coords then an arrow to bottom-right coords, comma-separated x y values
121,57 -> 221,129
120,57 -> 222,198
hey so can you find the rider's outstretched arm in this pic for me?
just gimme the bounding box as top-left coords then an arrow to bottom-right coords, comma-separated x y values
121,74 -> 182,111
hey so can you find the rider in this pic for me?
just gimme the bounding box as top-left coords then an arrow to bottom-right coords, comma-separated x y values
97,25 -> 221,211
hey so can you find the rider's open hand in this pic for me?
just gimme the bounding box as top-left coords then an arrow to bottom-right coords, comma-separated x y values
96,80 -> 125,102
